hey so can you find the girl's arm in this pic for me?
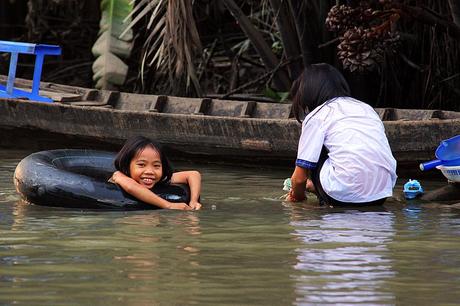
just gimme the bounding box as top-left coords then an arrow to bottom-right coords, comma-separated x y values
287,166 -> 309,202
111,171 -> 192,210
171,170 -> 202,210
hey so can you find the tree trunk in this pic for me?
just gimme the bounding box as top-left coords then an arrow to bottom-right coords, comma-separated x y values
289,0 -> 318,68
448,0 -> 460,26
221,0 -> 291,91
397,4 -> 460,39
268,0 -> 302,80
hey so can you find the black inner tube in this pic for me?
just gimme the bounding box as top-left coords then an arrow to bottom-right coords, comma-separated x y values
14,149 -> 191,210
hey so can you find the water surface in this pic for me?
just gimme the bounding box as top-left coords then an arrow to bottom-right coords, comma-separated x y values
1,150 -> 460,305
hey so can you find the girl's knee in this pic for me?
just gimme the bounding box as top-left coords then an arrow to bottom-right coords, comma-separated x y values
306,179 -> 316,193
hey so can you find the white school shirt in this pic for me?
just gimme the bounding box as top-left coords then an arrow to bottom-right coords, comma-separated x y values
296,97 -> 397,202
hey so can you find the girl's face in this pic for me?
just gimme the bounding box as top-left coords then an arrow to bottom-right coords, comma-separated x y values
129,146 -> 163,189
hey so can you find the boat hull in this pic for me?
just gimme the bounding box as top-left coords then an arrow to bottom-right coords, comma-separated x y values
0,78 -> 459,167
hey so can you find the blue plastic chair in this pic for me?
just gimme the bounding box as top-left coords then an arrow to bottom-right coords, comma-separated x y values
0,40 -> 61,102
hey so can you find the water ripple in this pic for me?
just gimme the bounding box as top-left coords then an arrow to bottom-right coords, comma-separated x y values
291,210 -> 396,304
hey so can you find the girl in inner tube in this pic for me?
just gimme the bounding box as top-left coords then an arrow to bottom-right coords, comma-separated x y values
110,136 -> 202,210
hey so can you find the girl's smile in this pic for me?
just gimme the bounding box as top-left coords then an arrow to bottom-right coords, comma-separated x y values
129,146 -> 163,189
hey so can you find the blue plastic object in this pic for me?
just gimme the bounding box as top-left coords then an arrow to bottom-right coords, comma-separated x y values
403,179 -> 424,199
420,135 -> 460,171
0,40 -> 61,102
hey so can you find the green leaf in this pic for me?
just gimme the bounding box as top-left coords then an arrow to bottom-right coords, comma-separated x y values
92,0 -> 133,89
263,86 -> 280,100
278,91 -> 290,102
263,86 -> 290,102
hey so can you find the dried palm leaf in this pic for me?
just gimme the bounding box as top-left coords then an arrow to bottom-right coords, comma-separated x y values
92,0 -> 133,89
125,0 -> 202,95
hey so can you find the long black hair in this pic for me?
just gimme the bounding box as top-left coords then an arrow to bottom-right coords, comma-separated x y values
290,63 -> 351,123
114,136 -> 173,184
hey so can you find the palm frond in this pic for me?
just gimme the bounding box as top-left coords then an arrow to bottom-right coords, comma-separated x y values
126,0 -> 202,95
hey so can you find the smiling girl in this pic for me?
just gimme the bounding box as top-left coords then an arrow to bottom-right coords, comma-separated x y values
110,136 -> 202,210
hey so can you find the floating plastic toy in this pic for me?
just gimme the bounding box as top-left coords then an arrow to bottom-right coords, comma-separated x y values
283,178 -> 292,191
403,179 -> 424,199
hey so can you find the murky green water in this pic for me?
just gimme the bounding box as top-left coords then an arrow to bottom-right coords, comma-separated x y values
1,149 -> 460,305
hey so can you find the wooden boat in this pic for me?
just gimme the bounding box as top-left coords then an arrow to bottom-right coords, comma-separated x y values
0,76 -> 459,169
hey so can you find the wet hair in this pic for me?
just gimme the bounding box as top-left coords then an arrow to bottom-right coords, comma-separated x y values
290,63 -> 351,122
114,136 -> 173,185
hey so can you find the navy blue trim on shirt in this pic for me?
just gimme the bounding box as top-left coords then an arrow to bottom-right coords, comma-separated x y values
296,159 -> 317,169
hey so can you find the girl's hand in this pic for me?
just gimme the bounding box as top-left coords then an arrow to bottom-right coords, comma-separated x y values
109,171 -> 122,184
171,171 -> 202,210
167,202 -> 193,210
189,201 -> 202,210
286,190 -> 297,202
286,190 -> 304,202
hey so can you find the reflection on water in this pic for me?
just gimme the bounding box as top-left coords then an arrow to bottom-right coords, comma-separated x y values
289,208 -> 395,304
1,149 -> 460,305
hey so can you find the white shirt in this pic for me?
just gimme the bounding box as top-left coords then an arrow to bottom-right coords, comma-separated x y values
296,97 -> 397,202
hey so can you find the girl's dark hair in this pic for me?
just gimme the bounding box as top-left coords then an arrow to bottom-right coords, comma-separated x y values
114,136 -> 173,184
290,63 -> 351,122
